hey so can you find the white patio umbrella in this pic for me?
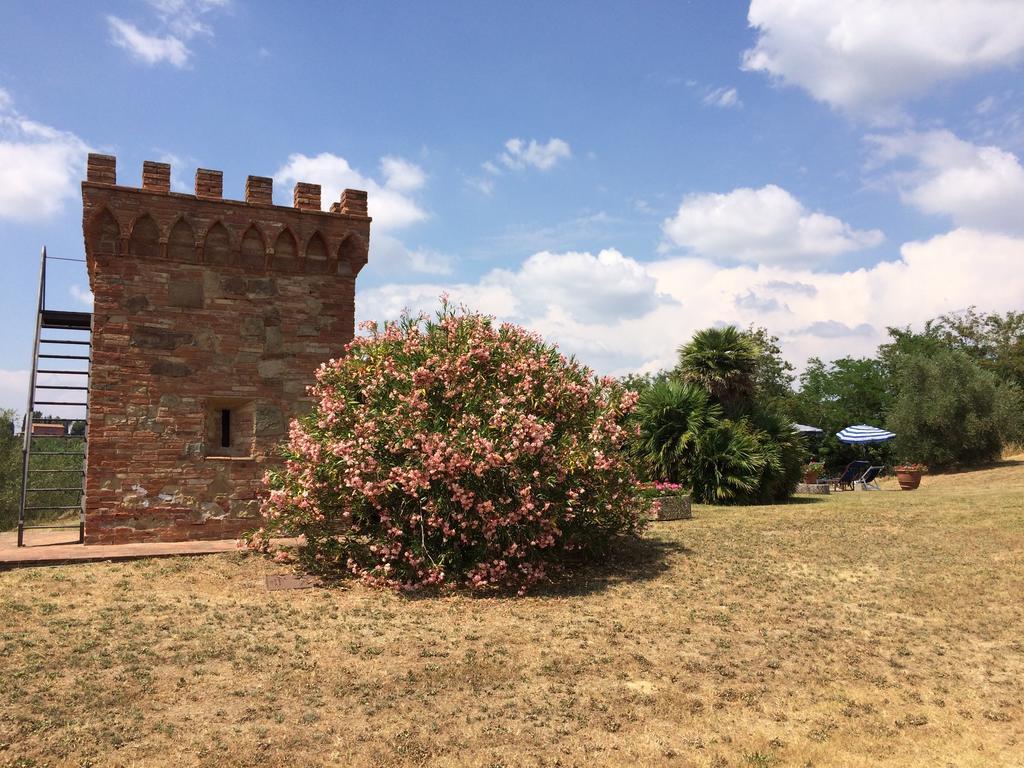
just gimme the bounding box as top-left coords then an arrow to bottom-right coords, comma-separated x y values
794,423 -> 823,435
836,424 -> 896,444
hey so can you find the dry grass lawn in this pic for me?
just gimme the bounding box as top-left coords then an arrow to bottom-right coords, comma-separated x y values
2,460 -> 1023,767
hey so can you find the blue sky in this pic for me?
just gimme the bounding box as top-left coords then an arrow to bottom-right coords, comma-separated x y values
2,0 -> 1024,412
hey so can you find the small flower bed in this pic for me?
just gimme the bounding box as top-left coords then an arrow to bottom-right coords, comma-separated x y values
248,302 -> 648,593
636,481 -> 687,499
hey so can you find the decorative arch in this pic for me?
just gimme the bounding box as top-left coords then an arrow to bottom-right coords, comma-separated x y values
239,224 -> 267,270
272,228 -> 298,271
88,208 -> 122,257
167,217 -> 197,263
204,221 -> 232,266
128,214 -> 160,258
304,231 -> 328,274
335,233 -> 366,277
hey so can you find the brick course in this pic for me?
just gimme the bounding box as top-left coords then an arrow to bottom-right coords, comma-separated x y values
81,153 -> 371,544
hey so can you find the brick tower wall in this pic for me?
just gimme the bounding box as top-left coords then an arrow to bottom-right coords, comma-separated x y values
81,154 -> 371,544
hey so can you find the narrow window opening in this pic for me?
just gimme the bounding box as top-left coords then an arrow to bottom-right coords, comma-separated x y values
221,409 -> 231,448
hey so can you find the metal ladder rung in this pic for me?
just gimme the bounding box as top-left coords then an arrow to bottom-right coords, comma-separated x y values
21,524 -> 83,530
19,248 -> 90,547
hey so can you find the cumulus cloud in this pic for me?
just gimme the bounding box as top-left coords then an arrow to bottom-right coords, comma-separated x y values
0,91 -> 90,221
499,138 -> 572,171
867,130 -> 1024,233
358,229 -> 1024,377
743,0 -> 1024,118
274,152 -> 427,231
107,0 -> 228,68
662,184 -> 884,265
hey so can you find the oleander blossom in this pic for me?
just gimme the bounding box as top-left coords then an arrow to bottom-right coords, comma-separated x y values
248,300 -> 649,593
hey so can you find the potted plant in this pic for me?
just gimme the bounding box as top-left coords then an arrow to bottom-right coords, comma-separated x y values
803,460 -> 825,485
637,481 -> 692,520
894,463 -> 926,490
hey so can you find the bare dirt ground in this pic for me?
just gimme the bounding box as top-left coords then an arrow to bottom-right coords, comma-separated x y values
2,460 -> 1022,767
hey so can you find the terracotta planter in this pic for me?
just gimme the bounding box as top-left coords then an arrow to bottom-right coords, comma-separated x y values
895,469 -> 922,490
803,471 -> 819,484
651,495 -> 692,521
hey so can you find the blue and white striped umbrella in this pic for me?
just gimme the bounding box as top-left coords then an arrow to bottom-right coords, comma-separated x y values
836,424 -> 896,444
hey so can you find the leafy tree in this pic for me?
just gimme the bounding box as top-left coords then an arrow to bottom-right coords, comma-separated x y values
746,325 -> 797,410
1,410 -> 22,531
993,382 -> 1024,448
888,349 -> 1003,468
792,356 -> 894,471
677,326 -> 760,407
882,308 -> 1024,388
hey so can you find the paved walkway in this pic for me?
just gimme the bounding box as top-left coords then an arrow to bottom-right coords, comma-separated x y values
0,528 -> 244,569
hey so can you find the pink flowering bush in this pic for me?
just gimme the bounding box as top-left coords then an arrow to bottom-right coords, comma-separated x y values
248,302 -> 648,593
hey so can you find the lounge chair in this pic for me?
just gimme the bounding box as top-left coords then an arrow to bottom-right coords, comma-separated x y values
853,465 -> 884,491
823,460 -> 870,491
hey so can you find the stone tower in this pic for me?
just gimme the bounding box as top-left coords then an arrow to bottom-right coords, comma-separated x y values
80,154 -> 370,543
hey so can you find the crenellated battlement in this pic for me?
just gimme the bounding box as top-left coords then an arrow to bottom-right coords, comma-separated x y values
82,153 -> 371,277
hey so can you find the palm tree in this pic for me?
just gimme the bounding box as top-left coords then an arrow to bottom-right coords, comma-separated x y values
677,326 -> 760,405
631,379 -> 720,482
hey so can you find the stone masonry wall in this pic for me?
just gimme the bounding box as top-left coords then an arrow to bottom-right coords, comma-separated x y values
81,154 -> 371,544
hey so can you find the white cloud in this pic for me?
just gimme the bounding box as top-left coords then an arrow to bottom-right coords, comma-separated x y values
70,285 -> 94,307
146,0 -> 229,39
867,130 -> 1024,233
108,17 -> 190,67
380,156 -> 426,193
499,138 -> 572,171
107,0 -> 228,68
274,152 -> 428,231
662,184 -> 883,265
704,86 -> 742,109
0,93 -> 90,221
465,176 -> 495,196
361,234 -> 453,278
743,0 -> 1024,118
358,228 -> 1024,377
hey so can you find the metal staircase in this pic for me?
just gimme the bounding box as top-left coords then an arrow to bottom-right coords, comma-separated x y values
17,248 -> 92,546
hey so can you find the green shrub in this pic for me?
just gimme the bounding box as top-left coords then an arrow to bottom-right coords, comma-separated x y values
630,379 -> 718,483
250,304 -> 648,593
